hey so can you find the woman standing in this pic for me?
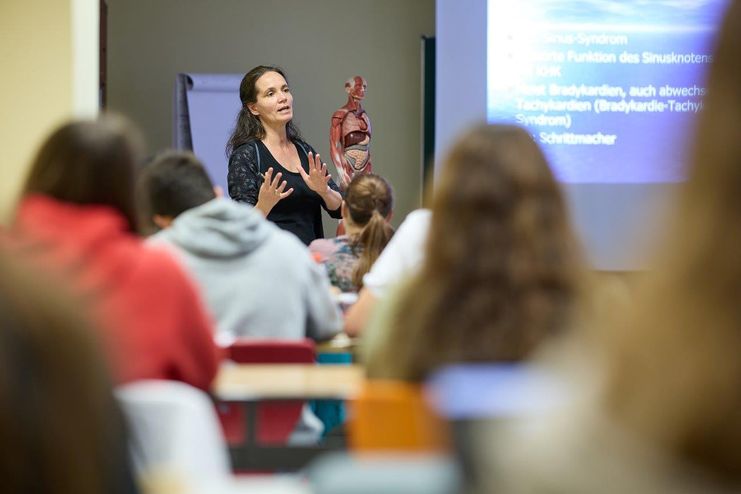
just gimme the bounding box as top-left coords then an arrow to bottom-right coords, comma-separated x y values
227,65 -> 342,245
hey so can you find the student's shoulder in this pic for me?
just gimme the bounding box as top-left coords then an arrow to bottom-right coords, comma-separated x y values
400,209 -> 432,230
267,228 -> 312,256
386,209 -> 432,247
262,230 -> 321,277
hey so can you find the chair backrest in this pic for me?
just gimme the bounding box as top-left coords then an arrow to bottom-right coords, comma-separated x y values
220,338 -> 317,445
228,338 -> 316,364
307,451 -> 461,494
424,363 -> 569,420
348,379 -> 449,452
424,363 -> 574,490
116,380 -> 232,484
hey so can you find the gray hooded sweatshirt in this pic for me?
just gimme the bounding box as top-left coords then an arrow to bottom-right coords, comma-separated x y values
150,198 -> 343,443
149,198 -> 342,345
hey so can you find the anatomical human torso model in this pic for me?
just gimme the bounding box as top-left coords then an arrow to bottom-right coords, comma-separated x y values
330,76 -> 372,191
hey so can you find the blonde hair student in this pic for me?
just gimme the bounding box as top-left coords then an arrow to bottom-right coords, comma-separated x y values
473,6 -> 741,492
598,2 -> 741,483
364,124 -> 585,382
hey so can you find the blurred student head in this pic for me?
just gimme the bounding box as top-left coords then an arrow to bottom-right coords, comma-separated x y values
138,151 -> 217,230
343,173 -> 395,288
366,124 -> 584,381
602,2 -> 741,483
21,114 -> 144,233
0,253 -> 137,494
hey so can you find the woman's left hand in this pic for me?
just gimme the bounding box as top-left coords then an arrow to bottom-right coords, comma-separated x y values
298,152 -> 332,196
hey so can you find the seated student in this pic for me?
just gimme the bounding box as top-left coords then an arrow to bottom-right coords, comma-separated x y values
343,208 -> 431,336
138,150 -> 342,346
476,6 -> 741,492
363,124 -> 586,382
309,173 -> 394,293
0,253 -> 138,494
11,116 -> 219,391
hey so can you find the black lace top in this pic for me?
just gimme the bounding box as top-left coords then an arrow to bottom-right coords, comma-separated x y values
227,138 -> 342,245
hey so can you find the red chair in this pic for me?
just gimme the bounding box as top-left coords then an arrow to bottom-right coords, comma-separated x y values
217,339 -> 316,445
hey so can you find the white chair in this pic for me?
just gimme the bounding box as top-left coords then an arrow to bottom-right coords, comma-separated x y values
307,452 -> 461,494
116,380 -> 232,485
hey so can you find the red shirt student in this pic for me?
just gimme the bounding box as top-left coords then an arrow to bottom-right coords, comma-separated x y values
11,116 -> 219,390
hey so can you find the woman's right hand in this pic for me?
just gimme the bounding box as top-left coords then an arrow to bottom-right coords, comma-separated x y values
255,167 -> 293,216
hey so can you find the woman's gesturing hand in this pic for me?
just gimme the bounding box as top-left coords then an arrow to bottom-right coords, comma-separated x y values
298,152 -> 332,196
255,167 -> 293,216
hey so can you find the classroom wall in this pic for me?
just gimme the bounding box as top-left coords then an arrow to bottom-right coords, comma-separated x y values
106,0 -> 436,229
0,2 -> 70,222
0,0 -> 98,223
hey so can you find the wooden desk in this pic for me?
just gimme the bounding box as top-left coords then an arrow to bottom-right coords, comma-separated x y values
214,363 -> 364,401
212,364 -> 364,471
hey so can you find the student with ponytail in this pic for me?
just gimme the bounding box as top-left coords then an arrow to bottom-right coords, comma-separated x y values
310,174 -> 394,293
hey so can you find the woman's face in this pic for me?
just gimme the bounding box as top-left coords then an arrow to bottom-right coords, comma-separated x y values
248,71 -> 294,127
